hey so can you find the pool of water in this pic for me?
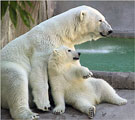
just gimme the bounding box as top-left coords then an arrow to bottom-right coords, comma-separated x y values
75,38 -> 134,72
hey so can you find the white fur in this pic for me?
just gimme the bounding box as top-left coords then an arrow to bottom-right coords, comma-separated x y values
1,5 -> 112,119
48,46 -> 127,119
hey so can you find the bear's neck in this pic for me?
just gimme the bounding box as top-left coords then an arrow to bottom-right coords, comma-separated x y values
37,14 -> 93,46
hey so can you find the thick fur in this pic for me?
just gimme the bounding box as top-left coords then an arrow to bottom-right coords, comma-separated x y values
48,46 -> 127,119
1,6 -> 112,119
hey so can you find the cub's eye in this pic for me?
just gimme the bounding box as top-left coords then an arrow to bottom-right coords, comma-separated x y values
68,50 -> 71,52
99,20 -> 102,22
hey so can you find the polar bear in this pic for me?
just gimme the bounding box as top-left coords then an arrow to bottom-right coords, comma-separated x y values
1,5 -> 112,119
48,46 -> 127,119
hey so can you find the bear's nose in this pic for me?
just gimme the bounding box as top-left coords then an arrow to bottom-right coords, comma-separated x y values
78,52 -> 81,56
108,30 -> 113,35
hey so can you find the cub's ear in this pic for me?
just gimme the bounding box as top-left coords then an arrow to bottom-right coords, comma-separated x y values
80,10 -> 87,21
53,49 -> 59,54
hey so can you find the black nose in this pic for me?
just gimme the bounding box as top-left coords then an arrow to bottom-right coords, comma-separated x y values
78,52 -> 81,56
108,30 -> 113,34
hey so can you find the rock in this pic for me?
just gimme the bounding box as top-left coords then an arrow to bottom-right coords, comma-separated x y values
92,71 -> 135,89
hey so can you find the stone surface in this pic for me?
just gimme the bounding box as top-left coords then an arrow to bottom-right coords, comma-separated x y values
92,71 -> 135,89
1,90 -> 135,120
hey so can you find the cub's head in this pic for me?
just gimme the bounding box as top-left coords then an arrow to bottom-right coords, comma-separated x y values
50,46 -> 81,64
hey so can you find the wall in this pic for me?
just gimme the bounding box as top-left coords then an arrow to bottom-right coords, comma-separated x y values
54,1 -> 135,38
1,1 -> 56,48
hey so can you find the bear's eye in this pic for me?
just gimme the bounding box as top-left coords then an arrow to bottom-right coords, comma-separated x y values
99,20 -> 102,22
68,50 -> 71,52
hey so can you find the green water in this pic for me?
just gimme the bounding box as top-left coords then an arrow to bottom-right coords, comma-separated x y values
75,38 -> 135,72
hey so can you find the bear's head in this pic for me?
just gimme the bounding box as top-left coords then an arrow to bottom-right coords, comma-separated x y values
66,6 -> 113,43
51,46 -> 81,64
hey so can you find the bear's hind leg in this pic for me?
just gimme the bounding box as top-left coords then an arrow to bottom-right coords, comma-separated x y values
8,76 -> 39,119
101,81 -> 127,105
3,64 -> 39,119
72,98 -> 96,119
103,91 -> 127,106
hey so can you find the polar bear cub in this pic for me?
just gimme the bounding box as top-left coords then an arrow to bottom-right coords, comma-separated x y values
48,46 -> 127,119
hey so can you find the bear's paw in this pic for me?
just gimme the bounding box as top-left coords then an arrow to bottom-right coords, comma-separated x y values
19,111 -> 39,120
34,98 -> 51,111
81,67 -> 93,79
53,105 -> 65,115
30,112 -> 39,120
88,106 -> 96,119
117,98 -> 127,106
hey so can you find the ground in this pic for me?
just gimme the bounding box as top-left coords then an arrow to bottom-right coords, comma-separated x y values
1,90 -> 135,120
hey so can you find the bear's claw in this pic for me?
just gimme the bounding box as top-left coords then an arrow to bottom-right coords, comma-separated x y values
53,105 -> 65,115
35,101 -> 51,111
44,106 -> 51,111
31,113 -> 39,120
83,72 -> 93,79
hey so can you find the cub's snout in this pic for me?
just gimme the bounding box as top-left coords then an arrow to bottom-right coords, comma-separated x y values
73,52 -> 81,60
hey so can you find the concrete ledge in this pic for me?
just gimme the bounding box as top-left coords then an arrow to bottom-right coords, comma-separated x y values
92,71 -> 135,90
110,30 -> 135,38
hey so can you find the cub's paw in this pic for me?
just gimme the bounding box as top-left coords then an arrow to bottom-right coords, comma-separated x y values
88,106 -> 96,119
118,98 -> 127,105
53,105 -> 65,115
82,67 -> 93,79
83,72 -> 93,79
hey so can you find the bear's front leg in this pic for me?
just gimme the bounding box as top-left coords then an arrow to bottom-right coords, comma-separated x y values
52,91 -> 65,114
76,66 -> 93,79
30,60 -> 50,111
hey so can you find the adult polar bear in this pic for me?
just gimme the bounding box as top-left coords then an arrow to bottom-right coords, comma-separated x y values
1,5 -> 112,119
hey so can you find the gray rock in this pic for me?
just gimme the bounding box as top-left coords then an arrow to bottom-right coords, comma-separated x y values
1,90 -> 135,120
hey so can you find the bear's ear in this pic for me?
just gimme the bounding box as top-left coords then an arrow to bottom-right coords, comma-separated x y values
53,49 -> 59,54
80,10 -> 87,21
